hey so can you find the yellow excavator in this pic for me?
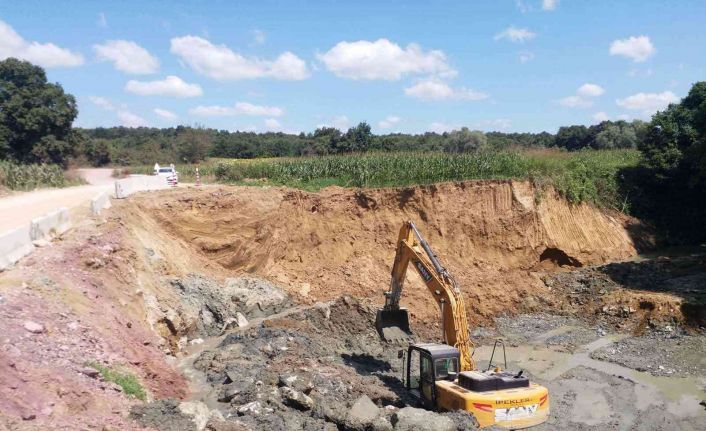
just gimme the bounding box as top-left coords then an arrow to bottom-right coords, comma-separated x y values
376,221 -> 549,429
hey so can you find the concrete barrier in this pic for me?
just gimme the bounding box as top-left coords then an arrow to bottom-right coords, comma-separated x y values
0,226 -> 35,271
90,191 -> 112,215
115,175 -> 169,199
30,207 -> 71,241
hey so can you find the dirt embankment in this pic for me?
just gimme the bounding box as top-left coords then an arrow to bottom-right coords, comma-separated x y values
132,181 -> 646,331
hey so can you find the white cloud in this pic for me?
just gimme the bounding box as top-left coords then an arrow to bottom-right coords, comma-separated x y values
89,96 -> 115,111
542,0 -> 559,11
98,13 -> 108,28
317,115 -> 350,130
318,38 -> 454,80
189,102 -> 283,117
558,83 -> 605,108
577,83 -> 605,97
234,102 -> 283,116
558,95 -> 593,108
94,40 -> 159,74
494,26 -> 536,43
609,36 -> 655,63
404,78 -> 488,101
170,35 -> 309,80
616,91 -> 678,113
593,111 -> 610,122
118,111 -> 148,128
264,118 -> 281,130
125,75 -> 203,97
428,122 -> 458,134
476,118 -> 512,131
252,29 -> 266,45
515,1 -> 532,13
154,108 -> 178,121
0,20 -> 83,68
519,51 -> 534,63
378,116 -> 401,129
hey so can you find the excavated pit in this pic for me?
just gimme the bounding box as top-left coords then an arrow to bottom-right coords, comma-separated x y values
3,180 -> 704,430
129,180 -> 645,332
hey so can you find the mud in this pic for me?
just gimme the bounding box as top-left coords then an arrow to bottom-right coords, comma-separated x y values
544,252 -> 706,331
481,318 -> 706,430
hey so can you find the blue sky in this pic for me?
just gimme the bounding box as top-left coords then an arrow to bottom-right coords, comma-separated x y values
1,0 -> 704,134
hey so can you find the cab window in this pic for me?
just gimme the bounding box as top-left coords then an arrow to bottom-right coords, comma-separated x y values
435,357 -> 459,380
421,355 -> 433,381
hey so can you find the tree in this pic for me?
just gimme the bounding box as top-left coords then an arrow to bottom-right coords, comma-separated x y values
175,127 -> 211,163
340,122 -> 373,153
554,125 -> 590,150
594,122 -> 638,149
0,58 -> 78,165
628,81 -> 706,243
444,128 -> 487,153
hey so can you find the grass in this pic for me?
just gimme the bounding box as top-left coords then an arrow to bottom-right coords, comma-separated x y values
128,149 -> 641,210
86,361 -> 147,401
0,161 -> 79,191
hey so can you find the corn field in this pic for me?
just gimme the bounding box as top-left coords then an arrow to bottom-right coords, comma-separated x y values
211,150 -> 639,209
0,161 -> 70,190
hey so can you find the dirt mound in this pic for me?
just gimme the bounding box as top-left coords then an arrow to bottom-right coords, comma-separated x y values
129,181 -> 643,327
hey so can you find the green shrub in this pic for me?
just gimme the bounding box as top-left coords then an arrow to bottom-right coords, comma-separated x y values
86,362 -> 147,401
0,161 -> 71,190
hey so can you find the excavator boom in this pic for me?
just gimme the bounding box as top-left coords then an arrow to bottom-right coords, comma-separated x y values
376,221 -> 475,371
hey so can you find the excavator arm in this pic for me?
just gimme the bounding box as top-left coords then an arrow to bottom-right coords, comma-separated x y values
377,221 -> 475,371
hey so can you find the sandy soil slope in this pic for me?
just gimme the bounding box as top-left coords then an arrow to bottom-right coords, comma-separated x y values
133,181 -> 646,328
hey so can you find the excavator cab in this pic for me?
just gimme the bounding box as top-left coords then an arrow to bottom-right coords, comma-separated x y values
402,343 -> 460,409
400,343 -> 550,429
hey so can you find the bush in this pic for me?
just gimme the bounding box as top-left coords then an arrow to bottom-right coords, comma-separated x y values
0,161 -> 70,190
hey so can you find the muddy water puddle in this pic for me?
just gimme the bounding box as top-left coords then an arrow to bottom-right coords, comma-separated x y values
473,325 -> 705,427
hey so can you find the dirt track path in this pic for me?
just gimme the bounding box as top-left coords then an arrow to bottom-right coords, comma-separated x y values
0,168 -> 113,233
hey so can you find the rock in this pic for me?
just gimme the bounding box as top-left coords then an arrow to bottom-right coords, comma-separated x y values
346,395 -> 380,430
371,416 -> 394,431
23,321 -> 45,334
178,336 -> 188,351
190,338 -> 204,345
67,321 -> 79,331
237,401 -> 262,416
179,401 -> 211,431
79,367 -> 100,378
236,312 -> 248,328
205,419 -> 249,431
278,374 -> 299,388
279,387 -> 314,411
392,407 -> 455,431
217,378 -> 254,403
21,412 -> 36,421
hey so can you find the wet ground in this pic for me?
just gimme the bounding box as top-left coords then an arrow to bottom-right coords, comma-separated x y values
134,294 -> 705,431
491,314 -> 705,430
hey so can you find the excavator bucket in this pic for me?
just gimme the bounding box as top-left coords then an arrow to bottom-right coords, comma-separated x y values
375,308 -> 412,341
